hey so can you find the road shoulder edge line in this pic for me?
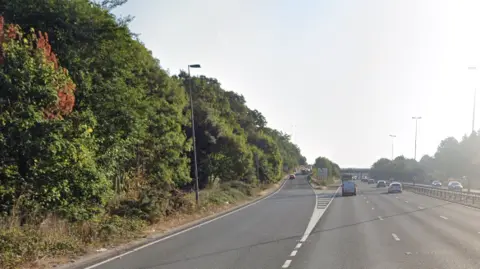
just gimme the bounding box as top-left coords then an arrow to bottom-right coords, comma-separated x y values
62,177 -> 290,269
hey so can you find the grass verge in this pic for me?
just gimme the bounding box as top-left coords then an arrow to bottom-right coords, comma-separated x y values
308,176 -> 337,189
0,180 -> 283,269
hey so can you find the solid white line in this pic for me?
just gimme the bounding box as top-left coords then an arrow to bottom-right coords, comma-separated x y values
299,183 -> 320,243
378,216 -> 384,220
392,233 -> 400,241
299,186 -> 340,243
440,216 -> 448,220
295,243 -> 302,249
84,177 -> 290,269
282,260 -> 292,268
290,250 -> 297,256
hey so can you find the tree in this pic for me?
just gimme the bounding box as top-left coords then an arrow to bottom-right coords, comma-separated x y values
0,0 -> 307,223
0,17 -> 111,221
313,156 -> 340,178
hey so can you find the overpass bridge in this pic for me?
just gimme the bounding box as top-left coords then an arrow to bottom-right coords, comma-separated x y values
340,168 -> 371,179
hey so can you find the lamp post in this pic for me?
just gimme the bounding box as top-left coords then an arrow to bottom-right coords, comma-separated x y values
389,134 -> 396,160
188,64 -> 201,205
469,66 -> 477,133
412,116 -> 422,160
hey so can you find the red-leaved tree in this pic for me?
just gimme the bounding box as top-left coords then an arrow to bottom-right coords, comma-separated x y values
0,16 -> 76,119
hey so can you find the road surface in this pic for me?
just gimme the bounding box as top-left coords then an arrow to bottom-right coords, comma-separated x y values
84,175 -> 320,269
291,182 -> 480,269
80,178 -> 480,269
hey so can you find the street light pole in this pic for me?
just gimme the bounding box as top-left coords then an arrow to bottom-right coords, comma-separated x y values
188,64 -> 201,206
469,66 -> 477,133
473,88 -> 477,133
412,116 -> 422,160
389,134 -> 396,160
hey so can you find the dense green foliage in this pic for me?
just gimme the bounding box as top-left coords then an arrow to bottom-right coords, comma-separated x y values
370,132 -> 480,188
312,156 -> 340,178
0,0 -> 306,227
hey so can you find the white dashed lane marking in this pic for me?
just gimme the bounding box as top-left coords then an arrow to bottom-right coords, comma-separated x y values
418,206 -> 424,210
284,189 -> 338,268
440,216 -> 448,220
283,187 -> 339,268
282,260 -> 292,268
378,216 -> 384,220
392,233 -> 401,241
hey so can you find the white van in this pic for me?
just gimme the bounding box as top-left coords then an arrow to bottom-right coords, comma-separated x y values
342,181 -> 357,196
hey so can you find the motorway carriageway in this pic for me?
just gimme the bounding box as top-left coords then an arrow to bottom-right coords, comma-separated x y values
72,176 -> 480,269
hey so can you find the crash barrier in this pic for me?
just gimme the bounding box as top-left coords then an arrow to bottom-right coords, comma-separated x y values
402,183 -> 480,209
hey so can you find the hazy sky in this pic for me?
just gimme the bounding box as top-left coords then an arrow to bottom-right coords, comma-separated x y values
114,0 -> 480,167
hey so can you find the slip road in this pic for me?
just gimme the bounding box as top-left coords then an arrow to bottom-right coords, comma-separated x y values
77,175 -> 326,269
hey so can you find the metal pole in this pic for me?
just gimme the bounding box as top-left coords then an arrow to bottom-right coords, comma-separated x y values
473,88 -> 476,133
188,66 -> 200,206
414,118 -> 418,160
389,134 -> 396,160
255,153 -> 260,182
469,67 -> 477,133
391,140 -> 394,160
412,117 -> 421,160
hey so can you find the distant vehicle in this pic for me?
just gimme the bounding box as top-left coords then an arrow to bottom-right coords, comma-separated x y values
367,178 -> 375,184
289,174 -> 296,180
361,178 -> 368,182
447,181 -> 463,191
431,181 -> 442,187
388,182 -> 402,193
376,180 -> 387,188
342,180 -> 357,196
341,174 -> 353,182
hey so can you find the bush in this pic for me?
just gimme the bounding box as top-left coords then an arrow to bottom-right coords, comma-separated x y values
0,1 -> 309,267
0,17 -> 111,222
0,227 -> 81,269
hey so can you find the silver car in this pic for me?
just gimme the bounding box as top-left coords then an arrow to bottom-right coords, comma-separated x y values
388,182 -> 402,193
447,181 -> 463,191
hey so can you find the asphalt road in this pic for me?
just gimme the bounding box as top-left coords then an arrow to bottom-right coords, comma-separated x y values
87,175 -> 317,269
290,181 -> 480,269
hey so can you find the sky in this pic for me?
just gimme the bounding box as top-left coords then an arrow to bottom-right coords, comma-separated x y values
113,0 -> 480,168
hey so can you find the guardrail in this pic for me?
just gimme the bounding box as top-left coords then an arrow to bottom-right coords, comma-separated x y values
404,182 -> 480,194
402,183 -> 480,208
